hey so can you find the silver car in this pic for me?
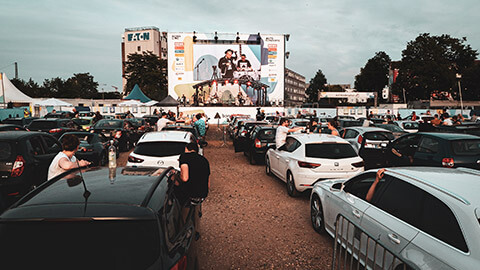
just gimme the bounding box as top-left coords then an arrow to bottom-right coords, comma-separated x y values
310,167 -> 480,269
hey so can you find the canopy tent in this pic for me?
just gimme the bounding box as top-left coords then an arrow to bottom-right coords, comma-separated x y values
158,95 -> 179,106
124,84 -> 151,103
0,73 -> 36,103
118,99 -> 143,107
35,98 -> 73,107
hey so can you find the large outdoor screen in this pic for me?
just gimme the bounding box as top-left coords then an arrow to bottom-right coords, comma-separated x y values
168,32 -> 285,106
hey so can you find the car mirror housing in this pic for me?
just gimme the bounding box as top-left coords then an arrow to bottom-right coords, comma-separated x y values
331,183 -> 343,191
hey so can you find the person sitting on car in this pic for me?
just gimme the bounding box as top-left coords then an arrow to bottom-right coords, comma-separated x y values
47,134 -> 91,180
275,118 -> 303,149
366,168 -> 386,202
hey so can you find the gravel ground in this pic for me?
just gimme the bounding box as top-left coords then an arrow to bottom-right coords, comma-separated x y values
117,126 -> 333,269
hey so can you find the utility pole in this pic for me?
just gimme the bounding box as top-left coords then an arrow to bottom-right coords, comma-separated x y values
456,73 -> 464,115
14,62 -> 18,79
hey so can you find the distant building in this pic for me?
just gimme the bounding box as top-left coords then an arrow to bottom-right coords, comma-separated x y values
284,68 -> 306,107
121,27 -> 167,93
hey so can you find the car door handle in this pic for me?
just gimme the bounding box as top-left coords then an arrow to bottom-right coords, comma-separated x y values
388,233 -> 401,244
352,209 -> 361,218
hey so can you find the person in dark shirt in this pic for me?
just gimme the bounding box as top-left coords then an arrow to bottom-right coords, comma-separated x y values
177,142 -> 210,203
218,49 -> 237,78
237,54 -> 251,70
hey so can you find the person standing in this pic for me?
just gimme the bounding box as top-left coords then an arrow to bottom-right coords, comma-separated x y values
431,114 -> 442,126
411,111 -> 417,121
177,142 -> 210,202
156,112 -> 174,131
275,118 -> 303,149
93,111 -> 103,124
218,49 -> 237,79
193,113 -> 206,140
327,119 -> 340,136
48,134 -> 91,180
237,54 -> 251,70
23,108 -> 30,118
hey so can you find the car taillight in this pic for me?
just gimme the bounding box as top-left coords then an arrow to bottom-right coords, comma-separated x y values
352,161 -> 364,168
115,131 -> 122,139
255,138 -> 262,148
128,155 -> 144,163
11,155 -> 25,177
49,128 -> 62,133
79,147 -> 93,152
298,161 -> 321,168
170,255 -> 187,270
442,158 -> 454,168
139,126 -> 145,131
357,135 -> 363,144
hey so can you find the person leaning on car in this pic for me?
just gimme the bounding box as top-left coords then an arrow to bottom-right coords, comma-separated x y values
47,134 -> 91,180
275,118 -> 303,149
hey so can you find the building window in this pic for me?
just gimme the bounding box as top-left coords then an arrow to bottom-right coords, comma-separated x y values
137,46 -> 141,51
99,104 -> 104,107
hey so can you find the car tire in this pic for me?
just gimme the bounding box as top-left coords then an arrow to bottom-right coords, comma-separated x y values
310,195 -> 326,234
265,157 -> 272,176
286,172 -> 300,197
249,151 -> 256,165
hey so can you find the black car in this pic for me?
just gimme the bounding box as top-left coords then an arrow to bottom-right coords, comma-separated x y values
0,166 -> 201,269
44,111 -> 73,118
386,132 -> 480,169
91,119 -> 134,152
27,118 -> 83,138
233,121 -> 268,152
243,126 -> 276,164
0,131 -> 61,212
0,124 -> 27,131
127,118 -> 151,143
1,117 -> 38,128
59,132 -> 115,166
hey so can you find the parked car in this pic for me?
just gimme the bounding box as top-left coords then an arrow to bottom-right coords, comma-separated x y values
126,118 -> 150,143
163,124 -> 201,141
310,166 -> 480,269
386,132 -> 480,169
0,124 -> 27,131
228,116 -> 252,138
394,120 -> 419,133
44,111 -> 73,118
0,166 -> 201,269
72,117 -> 95,131
0,131 -> 61,212
265,115 -> 279,124
341,127 -> 395,169
127,131 -> 198,169
142,114 -> 160,128
243,126 -> 276,165
1,117 -> 38,128
59,132 -> 114,166
337,119 -> 363,129
233,120 -> 269,152
288,118 -> 309,128
265,134 -> 364,196
91,119 -> 134,152
373,123 -> 407,139
78,111 -> 95,117
27,118 -> 83,138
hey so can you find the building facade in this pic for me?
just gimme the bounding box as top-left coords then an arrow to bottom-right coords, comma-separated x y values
284,68 -> 306,107
121,27 -> 167,93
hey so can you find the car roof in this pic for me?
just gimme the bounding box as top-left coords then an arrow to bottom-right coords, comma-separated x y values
418,132 -> 480,140
0,131 -> 46,140
139,131 -> 192,143
288,133 -> 350,144
1,167 -> 169,220
345,126 -> 391,133
385,167 -> 480,206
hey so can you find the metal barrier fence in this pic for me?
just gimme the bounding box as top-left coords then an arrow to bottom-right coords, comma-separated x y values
332,215 -> 416,270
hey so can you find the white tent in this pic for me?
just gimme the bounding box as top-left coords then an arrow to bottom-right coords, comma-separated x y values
119,99 -> 143,107
0,73 -> 35,103
35,98 -> 73,107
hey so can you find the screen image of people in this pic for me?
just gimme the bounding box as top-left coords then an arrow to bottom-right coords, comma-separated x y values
218,49 -> 237,79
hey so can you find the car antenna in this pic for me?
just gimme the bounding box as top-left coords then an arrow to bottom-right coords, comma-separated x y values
76,160 -> 91,199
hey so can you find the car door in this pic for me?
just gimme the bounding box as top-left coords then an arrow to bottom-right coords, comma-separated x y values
26,135 -> 53,185
277,137 -> 301,180
414,136 -> 442,166
386,134 -> 421,166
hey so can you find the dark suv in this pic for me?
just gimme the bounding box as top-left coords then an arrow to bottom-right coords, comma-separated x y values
0,131 -> 61,212
0,166 -> 201,269
243,126 -> 277,164
27,118 -> 82,138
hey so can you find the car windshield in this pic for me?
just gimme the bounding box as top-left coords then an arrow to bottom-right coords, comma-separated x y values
73,119 -> 91,125
0,142 -> 13,160
0,220 -> 160,268
29,121 -> 57,129
259,129 -> 276,140
364,131 -> 394,141
134,141 -> 187,157
95,120 -> 123,129
402,122 -> 419,129
451,139 -> 480,156
306,143 -> 357,159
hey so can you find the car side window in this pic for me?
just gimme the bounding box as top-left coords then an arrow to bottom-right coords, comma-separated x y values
28,136 -> 46,156
59,121 -> 68,127
343,172 -> 379,200
372,177 -> 424,229
163,191 -> 185,244
417,137 -> 440,154
344,129 -> 358,139
285,138 -> 301,152
42,135 -> 61,154
391,134 -> 420,153
419,193 -> 468,252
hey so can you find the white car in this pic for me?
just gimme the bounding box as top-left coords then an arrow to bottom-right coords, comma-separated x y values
126,131 -> 198,169
310,167 -> 480,269
394,120 -> 419,133
265,134 -> 364,196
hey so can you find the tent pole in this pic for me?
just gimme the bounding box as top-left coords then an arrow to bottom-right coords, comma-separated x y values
1,73 -> 6,109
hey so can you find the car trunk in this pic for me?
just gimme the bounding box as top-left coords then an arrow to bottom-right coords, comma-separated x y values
450,139 -> 480,169
359,132 -> 394,169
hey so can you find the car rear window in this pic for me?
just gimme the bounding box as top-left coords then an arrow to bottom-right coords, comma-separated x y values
306,143 -> 357,159
402,122 -> 419,129
95,120 -> 123,129
0,142 -> 13,160
2,119 -> 22,126
29,121 -> 57,129
451,140 -> 480,156
364,131 -> 394,141
134,142 -> 186,157
0,220 -> 160,268
293,121 -> 309,127
73,119 -> 91,125
259,129 -> 275,140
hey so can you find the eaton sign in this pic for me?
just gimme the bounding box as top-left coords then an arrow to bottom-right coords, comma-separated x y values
127,32 -> 150,42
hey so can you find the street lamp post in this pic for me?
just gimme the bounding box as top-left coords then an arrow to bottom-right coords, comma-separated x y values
456,73 -> 463,115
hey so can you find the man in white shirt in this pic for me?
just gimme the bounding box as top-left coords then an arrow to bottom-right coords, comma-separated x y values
157,112 -> 174,131
48,134 -> 91,180
275,118 -> 304,149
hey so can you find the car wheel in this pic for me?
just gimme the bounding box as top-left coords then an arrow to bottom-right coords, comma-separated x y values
286,172 -> 299,197
265,157 -> 272,176
249,151 -> 256,165
311,195 -> 325,233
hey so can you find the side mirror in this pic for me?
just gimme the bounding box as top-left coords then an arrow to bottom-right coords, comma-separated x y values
331,183 -> 343,191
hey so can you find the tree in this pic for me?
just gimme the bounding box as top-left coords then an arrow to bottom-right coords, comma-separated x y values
64,73 -> 99,98
394,33 -> 478,100
305,69 -> 327,103
42,77 -> 66,97
124,51 -> 168,101
354,51 -> 391,97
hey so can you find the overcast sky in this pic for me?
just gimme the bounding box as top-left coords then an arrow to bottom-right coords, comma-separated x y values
1,0 -> 479,91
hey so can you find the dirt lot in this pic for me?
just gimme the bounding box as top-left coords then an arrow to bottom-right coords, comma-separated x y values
118,126 -> 333,269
